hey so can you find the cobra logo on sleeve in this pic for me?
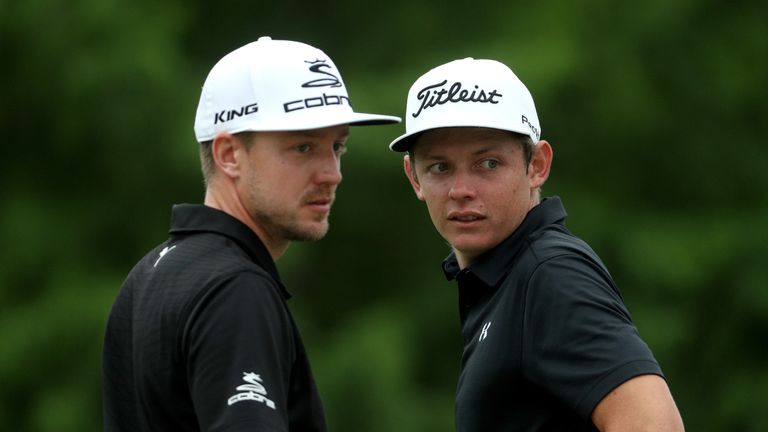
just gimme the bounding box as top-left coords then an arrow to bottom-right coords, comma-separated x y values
227,372 -> 276,409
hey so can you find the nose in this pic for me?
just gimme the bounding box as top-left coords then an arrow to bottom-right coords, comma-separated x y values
314,149 -> 343,186
448,170 -> 476,201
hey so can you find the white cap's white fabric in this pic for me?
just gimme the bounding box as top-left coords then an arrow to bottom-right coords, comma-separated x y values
194,37 -> 401,142
389,58 -> 541,151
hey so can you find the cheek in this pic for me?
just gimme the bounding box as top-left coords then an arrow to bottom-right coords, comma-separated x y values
418,184 -> 445,206
424,201 -> 443,224
496,186 -> 529,223
417,188 -> 444,221
418,177 -> 450,197
239,167 -> 256,194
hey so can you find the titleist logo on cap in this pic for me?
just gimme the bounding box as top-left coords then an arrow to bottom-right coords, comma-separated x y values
412,80 -> 502,118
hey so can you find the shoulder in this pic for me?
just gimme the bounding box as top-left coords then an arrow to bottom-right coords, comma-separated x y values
209,270 -> 285,304
528,225 -> 606,271
145,232 -> 279,297
180,270 -> 293,357
172,232 -> 269,274
511,225 -> 618,299
165,236 -> 289,348
517,229 -> 662,419
519,226 -> 633,337
188,270 -> 287,323
126,232 -> 283,309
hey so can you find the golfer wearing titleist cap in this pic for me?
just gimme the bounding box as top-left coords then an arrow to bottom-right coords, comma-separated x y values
390,59 -> 684,431
102,37 -> 400,431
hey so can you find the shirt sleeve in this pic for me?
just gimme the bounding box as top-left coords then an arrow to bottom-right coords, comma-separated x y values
521,253 -> 663,420
182,271 -> 295,432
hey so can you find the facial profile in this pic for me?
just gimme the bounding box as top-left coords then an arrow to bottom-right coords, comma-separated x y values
238,126 -> 349,245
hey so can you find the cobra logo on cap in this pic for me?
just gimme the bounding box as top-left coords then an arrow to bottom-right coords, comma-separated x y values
301,59 -> 342,88
282,58 -> 351,113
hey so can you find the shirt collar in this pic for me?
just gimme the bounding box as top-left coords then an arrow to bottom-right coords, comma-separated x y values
442,196 -> 568,287
168,204 -> 290,299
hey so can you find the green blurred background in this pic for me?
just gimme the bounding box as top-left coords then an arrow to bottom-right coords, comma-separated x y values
2,0 -> 767,430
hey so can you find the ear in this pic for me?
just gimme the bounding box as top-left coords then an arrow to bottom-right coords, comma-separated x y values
211,132 -> 244,179
403,154 -> 425,201
528,140 -> 553,189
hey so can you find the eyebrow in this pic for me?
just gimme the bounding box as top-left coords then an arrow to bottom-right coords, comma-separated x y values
420,142 -> 507,160
470,144 -> 504,156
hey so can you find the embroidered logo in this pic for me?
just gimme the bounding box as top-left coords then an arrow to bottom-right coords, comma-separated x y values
301,59 -> 342,88
153,245 -> 176,268
479,321 -> 492,342
412,80 -> 502,118
283,59 -> 348,113
227,372 -> 276,409
213,102 -> 259,125
521,115 -> 541,140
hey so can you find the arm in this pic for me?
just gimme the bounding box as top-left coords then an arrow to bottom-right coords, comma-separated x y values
522,252 -> 679,425
184,272 -> 293,431
592,374 -> 684,432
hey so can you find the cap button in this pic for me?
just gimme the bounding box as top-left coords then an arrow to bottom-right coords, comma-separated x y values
258,36 -> 272,42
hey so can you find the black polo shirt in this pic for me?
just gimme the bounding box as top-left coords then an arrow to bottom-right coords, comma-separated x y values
444,197 -> 663,431
102,204 -> 326,432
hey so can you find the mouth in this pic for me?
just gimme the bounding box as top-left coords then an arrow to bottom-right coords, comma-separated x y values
447,211 -> 486,224
304,196 -> 334,213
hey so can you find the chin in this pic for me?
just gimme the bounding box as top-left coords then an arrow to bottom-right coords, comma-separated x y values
279,219 -> 330,242
300,224 -> 330,241
452,243 -> 491,258
451,236 -> 501,258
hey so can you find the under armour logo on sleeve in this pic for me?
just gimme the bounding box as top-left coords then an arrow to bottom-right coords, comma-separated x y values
479,321 -> 492,342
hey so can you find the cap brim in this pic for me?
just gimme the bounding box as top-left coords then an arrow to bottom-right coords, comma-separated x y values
198,112 -> 401,141
258,112 -> 400,132
389,131 -> 421,152
345,112 -> 402,126
389,123 -> 536,152
255,111 -> 400,132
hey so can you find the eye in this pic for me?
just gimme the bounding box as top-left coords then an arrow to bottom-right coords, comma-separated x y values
296,143 -> 311,153
428,162 -> 449,173
480,159 -> 499,169
333,142 -> 348,155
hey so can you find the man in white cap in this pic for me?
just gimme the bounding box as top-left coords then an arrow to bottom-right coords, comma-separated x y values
102,37 -> 400,431
390,58 -> 684,431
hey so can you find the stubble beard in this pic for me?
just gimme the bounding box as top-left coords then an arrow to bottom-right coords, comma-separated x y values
253,207 -> 329,242
247,183 -> 332,243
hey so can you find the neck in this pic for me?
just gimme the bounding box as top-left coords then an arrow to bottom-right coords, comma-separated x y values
454,250 -> 476,270
204,182 -> 289,261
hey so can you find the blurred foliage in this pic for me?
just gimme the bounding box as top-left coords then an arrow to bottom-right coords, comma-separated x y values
1,0 -> 767,431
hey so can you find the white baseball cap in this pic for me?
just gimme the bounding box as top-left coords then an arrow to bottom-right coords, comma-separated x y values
194,36 -> 401,142
389,58 -> 541,151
